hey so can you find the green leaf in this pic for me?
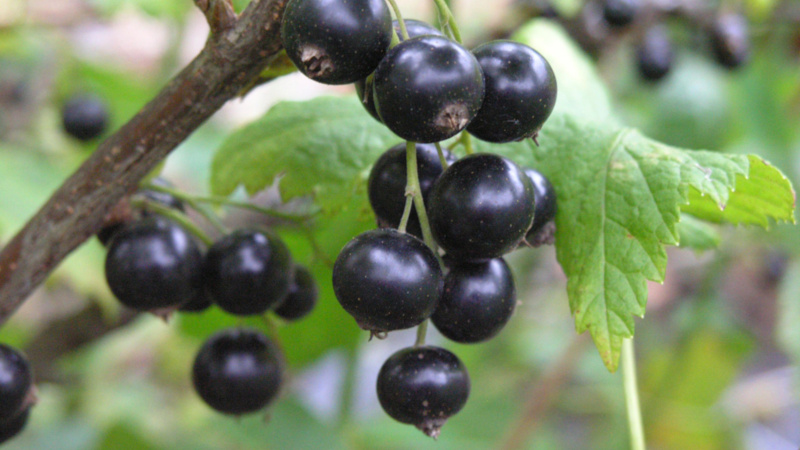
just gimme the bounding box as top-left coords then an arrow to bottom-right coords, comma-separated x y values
682,155 -> 796,227
210,96 -> 398,214
480,117 -> 794,371
676,215 -> 720,251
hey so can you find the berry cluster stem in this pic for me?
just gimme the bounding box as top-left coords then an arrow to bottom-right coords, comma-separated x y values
434,142 -> 450,169
397,196 -> 414,233
131,198 -> 214,246
385,0 -> 409,40
622,338 -> 646,450
432,0 -> 462,43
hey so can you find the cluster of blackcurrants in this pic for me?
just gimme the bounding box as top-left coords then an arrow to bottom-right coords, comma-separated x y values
0,344 -> 34,445
100,181 -> 318,417
596,0 -> 751,82
281,0 -> 557,437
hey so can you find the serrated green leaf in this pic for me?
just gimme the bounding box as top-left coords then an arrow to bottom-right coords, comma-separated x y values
479,116 -> 792,371
676,215 -> 720,251
682,155 -> 796,227
210,96 -> 398,214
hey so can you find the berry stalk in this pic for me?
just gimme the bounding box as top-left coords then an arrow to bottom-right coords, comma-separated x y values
385,0 -> 409,40
131,198 -> 214,246
622,338 -> 646,450
434,142 -> 450,170
432,0 -> 462,43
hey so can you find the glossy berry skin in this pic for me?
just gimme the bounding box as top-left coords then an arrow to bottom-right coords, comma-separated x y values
355,19 -> 444,122
373,36 -> 485,143
273,265 -> 318,321
376,346 -> 470,438
602,0 -> 638,28
62,95 -> 108,141
432,258 -> 516,343
0,408 -> 29,445
332,229 -> 442,333
637,25 -> 673,82
466,40 -> 557,143
709,13 -> 749,70
0,345 -> 32,423
368,143 -> 455,238
204,229 -> 293,316
524,168 -> 557,240
281,0 -> 391,85
428,153 -> 535,261
105,216 -> 203,311
192,328 -> 283,415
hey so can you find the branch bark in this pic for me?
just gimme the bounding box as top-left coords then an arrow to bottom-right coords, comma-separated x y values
0,0 -> 289,326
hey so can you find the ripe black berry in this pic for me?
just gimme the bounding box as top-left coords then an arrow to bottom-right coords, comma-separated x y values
273,265 -> 318,321
0,345 -> 32,423
524,167 -> 557,244
62,95 -> 108,141
428,153 -> 535,261
637,25 -> 673,82
373,35 -> 485,143
179,291 -> 213,313
709,13 -> 749,70
602,0 -> 638,28
204,229 -> 293,316
192,328 -> 283,415
332,229 -> 442,334
376,346 -> 470,438
355,19 -> 444,122
281,0 -> 392,85
466,40 -> 557,143
105,216 -> 203,311
432,258 -> 516,343
0,408 -> 29,445
368,143 -> 455,238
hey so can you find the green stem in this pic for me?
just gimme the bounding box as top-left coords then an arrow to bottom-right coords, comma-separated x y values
405,142 -> 436,250
462,132 -> 474,155
131,199 -> 214,246
434,142 -> 450,169
432,0 -> 462,43
385,0 -> 409,40
143,183 -> 315,224
414,320 -> 429,346
622,338 -> 646,450
397,195 -> 414,233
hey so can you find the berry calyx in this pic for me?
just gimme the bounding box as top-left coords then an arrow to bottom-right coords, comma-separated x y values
368,143 -> 455,238
376,346 -> 470,438
105,216 -> 203,311
524,167 -> 557,245
373,35 -> 485,143
0,344 -> 33,423
355,19 -> 444,122
62,95 -> 108,141
281,0 -> 392,85
203,229 -> 294,316
637,25 -> 673,82
192,328 -> 284,415
428,153 -> 535,261
432,258 -> 516,343
466,40 -> 557,143
332,229 -> 442,334
273,265 -> 318,321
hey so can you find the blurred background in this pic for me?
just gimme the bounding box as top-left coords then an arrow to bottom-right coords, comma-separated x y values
0,0 -> 799,448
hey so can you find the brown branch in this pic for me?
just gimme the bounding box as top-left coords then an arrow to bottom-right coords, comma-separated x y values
194,0 -> 237,34
0,0 -> 289,326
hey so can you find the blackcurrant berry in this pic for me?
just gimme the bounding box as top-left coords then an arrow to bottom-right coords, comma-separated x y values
105,216 -> 203,311
602,0 -> 638,28
376,346 -> 470,438
192,328 -> 283,415
0,408 -> 29,445
355,19 -> 444,122
524,167 -> 557,244
373,35 -> 485,143
62,95 -> 108,141
281,0 -> 392,85
709,13 -> 750,70
466,40 -> 557,143
637,25 -> 673,82
0,345 -> 32,423
179,291 -> 213,313
432,258 -> 516,343
332,229 -> 442,334
428,153 -> 535,261
204,229 -> 293,316
368,143 -> 455,238
273,265 -> 318,321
